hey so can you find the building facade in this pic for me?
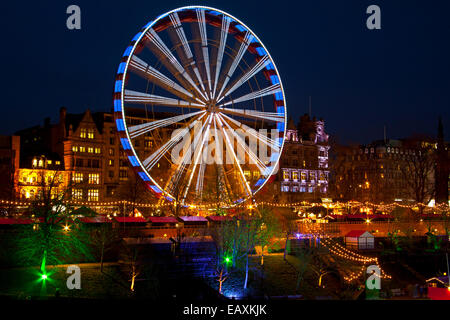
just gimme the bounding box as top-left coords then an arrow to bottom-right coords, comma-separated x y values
277,114 -> 330,201
330,138 -> 437,204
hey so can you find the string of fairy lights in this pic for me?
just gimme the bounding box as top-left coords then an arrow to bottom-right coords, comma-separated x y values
0,198 -> 448,213
320,236 -> 392,282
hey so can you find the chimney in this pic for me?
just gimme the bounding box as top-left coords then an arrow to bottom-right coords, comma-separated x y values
59,107 -> 67,138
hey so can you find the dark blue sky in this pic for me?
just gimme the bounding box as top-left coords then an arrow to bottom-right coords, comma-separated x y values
1,0 -> 449,143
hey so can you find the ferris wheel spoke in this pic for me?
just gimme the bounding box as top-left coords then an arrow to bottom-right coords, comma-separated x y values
217,55 -> 270,104
216,32 -> 254,101
167,113 -> 209,194
195,162 -> 206,199
182,114 -> 214,202
145,28 -> 207,101
219,107 -> 284,123
218,114 -> 267,175
142,114 -> 206,171
196,9 -> 213,98
212,16 -> 231,99
124,89 -> 205,108
219,83 -> 281,107
169,12 -> 208,97
128,110 -> 206,139
220,113 -> 281,151
129,55 -> 203,104
215,115 -> 252,196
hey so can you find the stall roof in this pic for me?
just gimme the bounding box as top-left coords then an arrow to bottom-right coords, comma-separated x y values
345,230 -> 373,238
207,215 -> 232,222
179,216 -> 208,222
148,216 -> 178,224
0,218 -> 33,225
114,217 -> 147,223
78,216 -> 112,224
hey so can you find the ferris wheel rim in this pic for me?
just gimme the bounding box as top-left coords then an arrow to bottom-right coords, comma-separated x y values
114,5 -> 288,206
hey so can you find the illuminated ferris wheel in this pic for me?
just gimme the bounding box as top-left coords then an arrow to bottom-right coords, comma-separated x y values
113,6 -> 287,206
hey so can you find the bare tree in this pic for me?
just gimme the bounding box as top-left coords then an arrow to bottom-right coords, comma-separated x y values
400,139 -> 435,207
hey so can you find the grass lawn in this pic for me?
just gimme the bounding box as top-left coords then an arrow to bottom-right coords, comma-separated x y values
0,264 -> 133,299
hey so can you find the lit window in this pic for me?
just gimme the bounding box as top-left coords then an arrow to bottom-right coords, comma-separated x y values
88,128 -> 95,139
95,147 -> 101,154
88,189 -> 99,201
72,146 -> 78,152
88,147 -> 93,153
72,189 -> 83,200
55,161 -> 60,165
79,146 -> 85,152
72,173 -> 83,183
119,169 -> 128,181
47,160 -> 52,165
32,159 -> 37,167
283,171 -> 289,180
80,128 -> 87,138
144,140 -> 153,148
38,160 -> 43,167
244,170 -> 251,179
310,172 -> 316,181
109,148 -> 114,156
108,159 -> 114,166
301,172 -> 307,181
88,173 -> 100,184
292,172 -> 299,180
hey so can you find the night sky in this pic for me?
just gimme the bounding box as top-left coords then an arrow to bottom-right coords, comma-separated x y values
1,0 -> 449,144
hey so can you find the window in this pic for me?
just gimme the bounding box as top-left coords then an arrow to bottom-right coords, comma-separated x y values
109,148 -> 114,156
95,147 -> 101,154
301,172 -> 307,181
72,173 -> 83,183
79,146 -> 85,153
75,159 -> 83,167
88,189 -> 99,201
119,169 -> 128,180
72,189 -> 83,200
281,185 -> 290,192
308,187 -> 314,193
80,128 -> 87,138
106,186 -> 116,197
72,146 -> 78,152
108,159 -> 114,166
310,172 -> 316,181
292,172 -> 298,180
88,173 -> 100,184
88,147 -> 94,153
88,128 -> 94,139
244,170 -> 251,179
120,159 -> 128,167
300,187 -> 306,193
144,139 -> 153,148
92,159 -> 100,168
108,170 -> 114,178
110,137 -> 115,145
47,160 -> 52,165
283,171 -> 289,180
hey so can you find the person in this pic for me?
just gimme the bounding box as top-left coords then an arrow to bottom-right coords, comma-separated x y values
418,285 -> 424,298
423,284 -> 428,298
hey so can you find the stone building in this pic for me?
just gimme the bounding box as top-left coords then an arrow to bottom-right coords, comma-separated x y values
276,114 -> 330,201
